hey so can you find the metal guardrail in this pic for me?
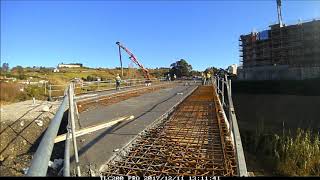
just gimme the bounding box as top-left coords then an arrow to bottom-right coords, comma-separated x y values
47,78 -> 166,100
27,93 -> 69,176
212,75 -> 248,176
27,83 -> 80,176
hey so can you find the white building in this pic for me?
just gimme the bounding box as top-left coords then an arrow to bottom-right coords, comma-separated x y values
53,68 -> 60,72
227,64 -> 237,75
58,63 -> 83,68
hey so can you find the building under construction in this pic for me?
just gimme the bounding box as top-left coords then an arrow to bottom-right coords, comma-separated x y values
238,0 -> 320,80
240,20 -> 320,68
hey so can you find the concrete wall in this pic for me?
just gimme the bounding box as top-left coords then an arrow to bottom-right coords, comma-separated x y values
237,65 -> 320,80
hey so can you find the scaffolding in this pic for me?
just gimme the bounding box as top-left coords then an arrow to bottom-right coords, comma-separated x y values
240,19 -> 320,68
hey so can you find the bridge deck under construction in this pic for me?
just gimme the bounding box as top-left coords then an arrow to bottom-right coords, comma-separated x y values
102,86 -> 237,176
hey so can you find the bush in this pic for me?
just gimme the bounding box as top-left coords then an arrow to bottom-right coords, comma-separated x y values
24,85 -> 46,100
242,128 -> 320,176
86,75 -> 96,81
101,77 -> 106,81
275,129 -> 320,176
0,82 -> 24,102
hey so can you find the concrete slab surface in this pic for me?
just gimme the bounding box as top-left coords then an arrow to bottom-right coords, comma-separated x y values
76,82 -> 173,102
70,84 -> 197,175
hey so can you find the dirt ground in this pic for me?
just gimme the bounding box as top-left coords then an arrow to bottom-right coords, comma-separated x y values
0,100 -> 60,176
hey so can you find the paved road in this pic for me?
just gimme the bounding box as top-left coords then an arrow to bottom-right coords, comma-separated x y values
70,84 -> 197,176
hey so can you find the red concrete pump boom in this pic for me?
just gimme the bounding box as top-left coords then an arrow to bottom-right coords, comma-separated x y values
116,41 -> 150,80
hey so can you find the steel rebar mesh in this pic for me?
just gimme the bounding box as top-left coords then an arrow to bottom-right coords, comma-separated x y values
102,86 -> 237,176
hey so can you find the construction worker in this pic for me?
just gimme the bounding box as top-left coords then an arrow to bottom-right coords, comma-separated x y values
115,74 -> 121,90
167,73 -> 171,81
206,72 -> 211,85
202,72 -> 206,85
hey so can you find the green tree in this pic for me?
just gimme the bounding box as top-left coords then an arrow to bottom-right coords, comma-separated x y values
86,75 -> 94,81
39,66 -> 52,74
190,70 -> 201,77
1,62 -> 9,73
169,59 -> 193,78
12,65 -> 26,80
204,66 -> 218,75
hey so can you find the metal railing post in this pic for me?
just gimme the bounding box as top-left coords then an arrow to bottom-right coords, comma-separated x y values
217,77 -> 220,92
216,76 -> 218,88
49,84 -> 52,101
63,83 -> 76,177
74,101 -> 80,122
222,78 -> 225,106
44,82 -> 47,95
229,79 -> 232,97
63,124 -> 71,176
68,83 -> 81,176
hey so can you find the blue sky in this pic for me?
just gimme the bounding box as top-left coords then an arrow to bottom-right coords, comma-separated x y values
1,0 -> 320,71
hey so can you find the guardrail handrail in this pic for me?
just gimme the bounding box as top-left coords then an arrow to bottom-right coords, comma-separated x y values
47,77 -> 165,100
27,93 -> 69,176
27,82 -> 80,176
212,75 -> 248,176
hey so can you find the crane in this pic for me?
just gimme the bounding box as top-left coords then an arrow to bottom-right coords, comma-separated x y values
276,0 -> 283,27
116,42 -> 151,82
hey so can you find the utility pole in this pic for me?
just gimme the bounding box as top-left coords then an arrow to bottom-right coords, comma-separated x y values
118,45 -> 123,77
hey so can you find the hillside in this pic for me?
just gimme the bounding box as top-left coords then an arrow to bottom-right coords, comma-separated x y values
0,67 -> 170,104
